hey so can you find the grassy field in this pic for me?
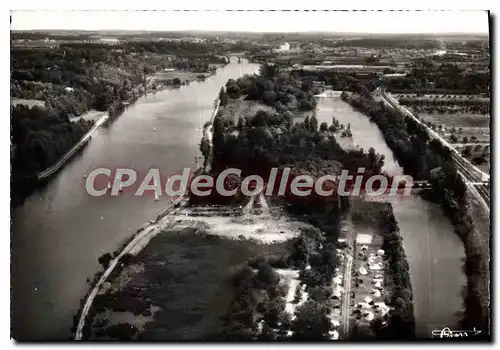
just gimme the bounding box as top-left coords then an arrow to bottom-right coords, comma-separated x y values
90,227 -> 292,340
420,113 -> 490,128
417,112 -> 490,173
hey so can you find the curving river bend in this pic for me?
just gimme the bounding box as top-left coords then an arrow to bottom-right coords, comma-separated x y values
11,60 -> 465,340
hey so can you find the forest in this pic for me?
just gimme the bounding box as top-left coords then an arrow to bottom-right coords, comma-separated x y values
11,105 -> 93,207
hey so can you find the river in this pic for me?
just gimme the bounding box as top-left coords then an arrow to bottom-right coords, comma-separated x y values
315,95 -> 466,338
11,57 -> 260,340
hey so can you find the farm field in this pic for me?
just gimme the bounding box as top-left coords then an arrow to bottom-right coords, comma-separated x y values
415,112 -> 490,174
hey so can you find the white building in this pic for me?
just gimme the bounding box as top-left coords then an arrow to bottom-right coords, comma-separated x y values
276,42 -> 291,52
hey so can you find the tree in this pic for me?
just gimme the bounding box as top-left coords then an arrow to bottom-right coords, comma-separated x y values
256,263 -> 280,287
98,253 -> 112,268
310,115 -> 319,133
462,146 -> 472,157
288,236 -> 309,269
346,123 -> 352,137
226,82 -> 240,99
291,300 -> 332,340
251,110 -> 268,127
262,299 -> 286,328
304,116 -> 310,130
237,116 -> 245,130
219,86 -> 228,106
319,122 -> 328,132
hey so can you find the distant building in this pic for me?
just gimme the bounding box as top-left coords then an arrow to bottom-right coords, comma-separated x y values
275,42 -> 290,53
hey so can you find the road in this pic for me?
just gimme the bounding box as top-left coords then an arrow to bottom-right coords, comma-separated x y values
380,88 -> 490,213
341,253 -> 353,339
37,113 -> 110,180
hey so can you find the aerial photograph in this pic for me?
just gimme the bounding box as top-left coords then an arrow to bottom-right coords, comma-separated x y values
10,9 -> 491,341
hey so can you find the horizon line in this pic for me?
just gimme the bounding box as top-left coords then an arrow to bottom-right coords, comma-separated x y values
10,29 -> 490,35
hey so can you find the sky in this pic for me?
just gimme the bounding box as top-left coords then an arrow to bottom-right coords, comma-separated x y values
11,10 -> 489,34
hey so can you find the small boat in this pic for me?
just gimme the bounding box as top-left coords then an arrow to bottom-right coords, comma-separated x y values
153,128 -> 157,132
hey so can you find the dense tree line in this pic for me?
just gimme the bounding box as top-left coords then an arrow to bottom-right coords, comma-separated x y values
11,105 -> 93,206
224,65 -> 317,111
398,97 -> 489,115
385,62 -> 490,95
375,205 -> 415,339
292,70 -> 378,93
59,40 -> 228,57
334,37 -> 441,49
